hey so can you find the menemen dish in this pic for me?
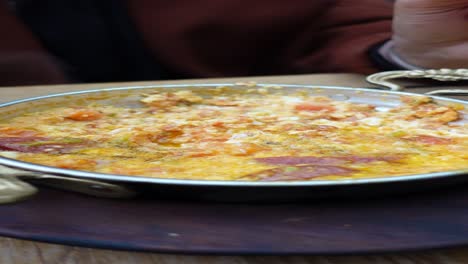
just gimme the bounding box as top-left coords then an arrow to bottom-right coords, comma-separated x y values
0,86 -> 466,181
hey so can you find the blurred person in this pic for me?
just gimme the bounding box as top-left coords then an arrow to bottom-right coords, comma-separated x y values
0,0 -> 466,86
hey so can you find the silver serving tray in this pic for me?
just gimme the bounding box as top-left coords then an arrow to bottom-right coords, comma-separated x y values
0,79 -> 467,203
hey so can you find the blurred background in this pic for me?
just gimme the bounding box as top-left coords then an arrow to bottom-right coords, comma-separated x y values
0,0 -> 394,86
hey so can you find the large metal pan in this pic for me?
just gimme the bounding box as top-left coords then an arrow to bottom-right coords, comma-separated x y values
0,69 -> 467,203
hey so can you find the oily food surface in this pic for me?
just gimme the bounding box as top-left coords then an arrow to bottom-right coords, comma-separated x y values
0,87 -> 467,182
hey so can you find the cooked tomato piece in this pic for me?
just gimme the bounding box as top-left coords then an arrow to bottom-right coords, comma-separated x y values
53,159 -> 97,170
65,109 -> 103,121
294,103 -> 335,112
211,121 -> 225,128
155,130 -> 184,144
225,142 -> 267,156
187,150 -> 218,157
0,127 -> 40,137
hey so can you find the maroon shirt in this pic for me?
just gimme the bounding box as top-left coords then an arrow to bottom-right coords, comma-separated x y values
0,0 -> 392,86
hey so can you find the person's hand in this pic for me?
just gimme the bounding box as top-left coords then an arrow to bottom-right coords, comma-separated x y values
392,0 -> 468,68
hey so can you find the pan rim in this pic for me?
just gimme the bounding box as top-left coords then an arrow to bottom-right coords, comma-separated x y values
0,83 -> 467,187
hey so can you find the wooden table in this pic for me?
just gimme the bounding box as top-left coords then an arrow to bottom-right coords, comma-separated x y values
1,73 -> 467,264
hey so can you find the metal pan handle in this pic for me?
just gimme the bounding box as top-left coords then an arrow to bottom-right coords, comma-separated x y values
0,174 -> 37,204
366,68 -> 468,96
0,165 -> 136,204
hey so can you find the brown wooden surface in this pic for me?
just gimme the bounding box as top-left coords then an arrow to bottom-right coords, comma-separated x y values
1,73 -> 468,264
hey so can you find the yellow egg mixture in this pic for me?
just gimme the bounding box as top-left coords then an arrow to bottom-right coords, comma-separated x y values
0,87 -> 467,181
